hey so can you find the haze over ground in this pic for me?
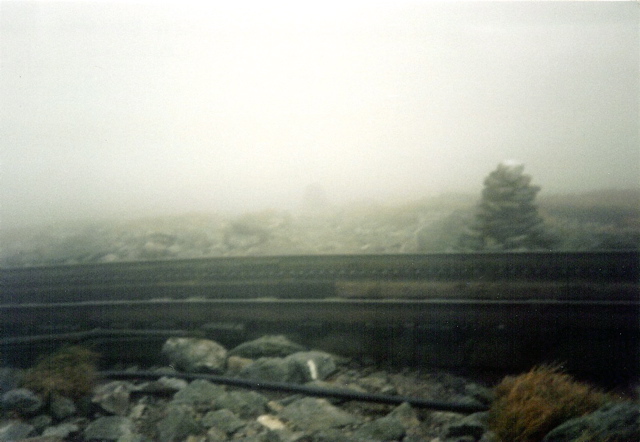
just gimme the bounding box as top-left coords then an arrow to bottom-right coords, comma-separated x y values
1,1 -> 638,228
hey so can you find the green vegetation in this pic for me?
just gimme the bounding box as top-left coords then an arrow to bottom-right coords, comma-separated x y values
21,346 -> 99,400
458,162 -> 556,251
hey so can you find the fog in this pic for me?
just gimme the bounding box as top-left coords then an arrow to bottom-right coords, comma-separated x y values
1,1 -> 638,228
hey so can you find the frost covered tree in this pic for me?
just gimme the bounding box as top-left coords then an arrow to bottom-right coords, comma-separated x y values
458,161 -> 555,251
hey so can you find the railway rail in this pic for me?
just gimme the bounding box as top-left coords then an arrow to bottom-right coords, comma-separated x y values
1,251 -> 638,382
1,251 -> 638,302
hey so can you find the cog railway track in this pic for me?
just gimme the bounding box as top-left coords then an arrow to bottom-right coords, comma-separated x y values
1,251 -> 638,382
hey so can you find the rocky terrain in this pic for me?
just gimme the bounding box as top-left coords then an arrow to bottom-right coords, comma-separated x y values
1,335 -> 637,442
1,190 -> 638,267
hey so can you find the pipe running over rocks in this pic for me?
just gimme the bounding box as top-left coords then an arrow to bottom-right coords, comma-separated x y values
100,370 -> 490,413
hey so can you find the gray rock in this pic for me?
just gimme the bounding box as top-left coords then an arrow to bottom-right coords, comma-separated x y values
443,411 -> 488,440
449,393 -> 488,410
239,356 -> 295,383
205,425 -> 229,440
162,337 -> 227,373
0,420 -> 36,440
387,402 -> 420,432
309,428 -> 360,441
157,376 -> 189,390
263,428 -> 303,442
286,351 -> 337,382
240,351 -> 336,384
49,394 -> 77,420
1,388 -> 43,414
156,402 -> 201,441
479,430 -> 500,442
464,383 -> 494,405
279,397 -> 360,432
230,419 -> 270,440
29,413 -> 53,433
358,371 -> 391,392
172,379 -> 225,406
215,390 -> 268,418
226,355 -> 255,375
134,377 -> 186,395
543,401 -> 640,442
229,335 -> 307,358
201,408 -> 245,434
128,403 -> 146,420
352,414 -> 406,441
92,381 -> 134,416
42,422 -> 80,438
84,416 -> 135,440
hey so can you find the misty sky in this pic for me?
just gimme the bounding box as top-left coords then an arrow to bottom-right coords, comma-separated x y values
1,1 -> 638,227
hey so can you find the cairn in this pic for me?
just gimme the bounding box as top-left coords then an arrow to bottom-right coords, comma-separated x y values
459,161 -> 555,251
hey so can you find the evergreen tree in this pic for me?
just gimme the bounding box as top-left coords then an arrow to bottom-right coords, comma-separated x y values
458,161 -> 555,251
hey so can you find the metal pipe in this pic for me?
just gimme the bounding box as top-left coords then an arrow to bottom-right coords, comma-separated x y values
100,370 -> 489,413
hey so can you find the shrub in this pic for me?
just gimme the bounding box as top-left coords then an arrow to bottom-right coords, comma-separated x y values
488,365 -> 609,442
21,346 -> 99,400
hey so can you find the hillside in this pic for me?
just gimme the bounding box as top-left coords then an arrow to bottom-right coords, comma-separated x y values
1,189 -> 638,267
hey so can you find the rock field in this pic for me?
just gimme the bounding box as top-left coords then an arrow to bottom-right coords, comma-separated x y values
1,190 -> 638,267
0,335 -> 498,441
1,335 -> 638,442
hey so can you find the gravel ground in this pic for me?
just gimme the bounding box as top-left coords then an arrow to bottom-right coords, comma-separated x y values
0,335 -> 498,441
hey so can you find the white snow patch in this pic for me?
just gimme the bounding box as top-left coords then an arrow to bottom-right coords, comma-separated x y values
257,414 -> 285,430
307,359 -> 318,380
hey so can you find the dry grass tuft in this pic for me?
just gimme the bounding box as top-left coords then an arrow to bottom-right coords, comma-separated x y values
488,365 -> 609,442
21,345 -> 99,400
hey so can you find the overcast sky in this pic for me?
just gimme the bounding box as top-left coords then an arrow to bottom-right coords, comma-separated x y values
1,1 -> 638,227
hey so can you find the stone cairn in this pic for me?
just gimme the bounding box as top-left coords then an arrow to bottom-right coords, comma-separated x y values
458,161 -> 555,251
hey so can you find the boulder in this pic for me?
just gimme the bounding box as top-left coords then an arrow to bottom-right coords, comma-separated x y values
352,414 -> 406,441
543,401 -> 640,441
442,411 -> 489,440
228,335 -> 306,358
162,337 -> 227,373
214,390 -> 268,418
388,402 -> 421,432
201,409 -> 245,435
84,416 -> 136,441
0,420 -> 36,440
92,381 -> 134,416
156,402 -> 201,441
172,379 -> 225,407
239,350 -> 336,384
42,422 -> 80,438
280,397 -> 359,432
1,388 -> 43,415
49,394 -> 76,420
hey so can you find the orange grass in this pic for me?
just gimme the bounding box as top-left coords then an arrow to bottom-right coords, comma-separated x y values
488,365 -> 609,442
